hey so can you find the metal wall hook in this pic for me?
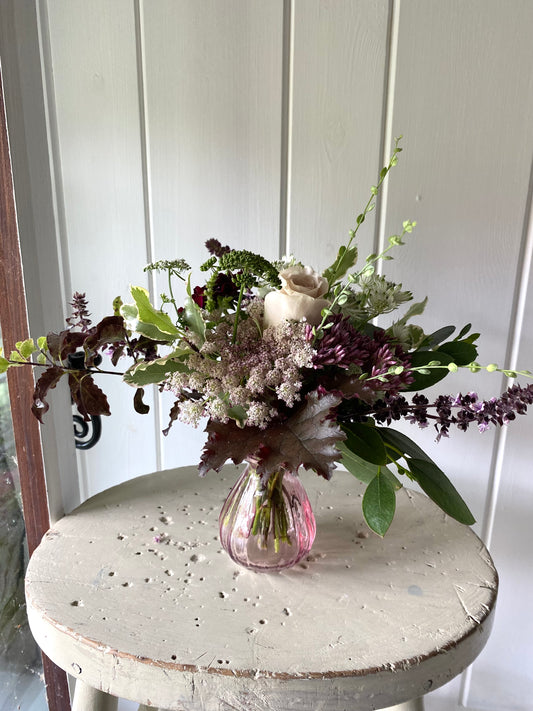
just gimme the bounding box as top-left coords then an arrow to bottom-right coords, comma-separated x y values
68,350 -> 103,450
73,413 -> 102,450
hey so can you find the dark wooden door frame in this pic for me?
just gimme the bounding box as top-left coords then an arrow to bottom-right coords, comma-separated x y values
0,63 -> 71,711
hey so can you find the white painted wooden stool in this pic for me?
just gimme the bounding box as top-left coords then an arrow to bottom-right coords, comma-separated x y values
25,466 -> 497,711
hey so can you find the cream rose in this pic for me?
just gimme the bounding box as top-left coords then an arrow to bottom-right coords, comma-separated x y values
263,266 -> 330,328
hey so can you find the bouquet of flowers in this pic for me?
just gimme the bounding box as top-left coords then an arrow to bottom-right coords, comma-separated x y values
3,138 -> 533,550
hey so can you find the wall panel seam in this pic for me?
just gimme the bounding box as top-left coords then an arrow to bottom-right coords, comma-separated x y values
133,0 -> 163,471
279,0 -> 293,258
375,0 -> 400,270
36,0 -> 72,306
37,0 -> 87,505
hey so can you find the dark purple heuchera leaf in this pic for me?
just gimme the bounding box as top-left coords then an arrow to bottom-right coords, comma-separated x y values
199,391 -> 345,480
31,366 -> 66,423
68,372 -> 111,421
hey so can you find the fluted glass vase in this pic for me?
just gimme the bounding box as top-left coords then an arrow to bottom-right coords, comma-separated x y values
219,461 -> 316,572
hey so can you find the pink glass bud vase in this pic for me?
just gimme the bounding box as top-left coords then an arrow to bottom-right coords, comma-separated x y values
219,461 -> 316,572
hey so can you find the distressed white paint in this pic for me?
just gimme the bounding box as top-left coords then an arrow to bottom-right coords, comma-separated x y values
0,1 -> 532,708
26,467 -> 496,711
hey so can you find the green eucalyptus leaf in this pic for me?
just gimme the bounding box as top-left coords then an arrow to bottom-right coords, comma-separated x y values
130,286 -> 179,337
341,422 -> 387,465
338,442 -> 402,488
438,340 -> 478,366
456,323 -> 472,340
406,458 -> 475,525
337,442 -> 379,483
426,326 -> 456,348
403,350 -> 454,391
377,427 -> 433,463
362,472 -> 396,536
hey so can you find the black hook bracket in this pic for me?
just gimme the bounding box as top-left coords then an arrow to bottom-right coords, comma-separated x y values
67,351 -> 103,451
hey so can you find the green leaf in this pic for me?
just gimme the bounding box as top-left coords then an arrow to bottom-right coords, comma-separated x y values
338,442 -> 401,488
426,325 -> 457,348
123,356 -> 189,387
377,427 -> 433,463
438,340 -> 478,366
341,421 -> 387,465
183,295 -> 206,344
394,297 -> 428,327
135,321 -> 177,343
456,323 -> 472,340
37,336 -> 48,351
16,338 -> 37,359
130,286 -> 179,337
406,458 -> 475,525
227,404 -> 247,427
403,350 -> 454,391
322,245 -> 358,287
0,356 -> 9,373
9,351 -> 26,363
362,472 -> 396,536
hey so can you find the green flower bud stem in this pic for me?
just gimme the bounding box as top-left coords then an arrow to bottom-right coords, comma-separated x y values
231,283 -> 246,345
313,220 -> 414,344
326,137 -> 403,285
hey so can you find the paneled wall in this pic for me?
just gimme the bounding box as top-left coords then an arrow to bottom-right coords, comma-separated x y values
1,1 -> 533,709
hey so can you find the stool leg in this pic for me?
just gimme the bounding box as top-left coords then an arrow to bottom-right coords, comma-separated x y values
380,699 -> 425,711
71,679 -> 118,711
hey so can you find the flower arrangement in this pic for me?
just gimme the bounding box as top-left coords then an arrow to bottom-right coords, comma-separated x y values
3,138 -> 533,551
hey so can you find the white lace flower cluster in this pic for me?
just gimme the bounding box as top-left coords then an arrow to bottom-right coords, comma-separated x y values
169,301 -> 314,428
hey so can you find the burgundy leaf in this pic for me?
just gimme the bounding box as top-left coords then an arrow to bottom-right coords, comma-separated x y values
199,391 -> 345,479
84,316 -> 127,365
68,373 -> 111,421
133,388 -> 150,415
110,342 -> 126,367
162,400 -> 180,436
31,366 -> 66,423
47,330 -> 87,362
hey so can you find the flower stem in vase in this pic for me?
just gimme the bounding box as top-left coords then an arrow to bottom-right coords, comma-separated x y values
219,462 -> 316,572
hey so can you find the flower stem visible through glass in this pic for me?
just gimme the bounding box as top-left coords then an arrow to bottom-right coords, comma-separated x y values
250,470 -> 291,552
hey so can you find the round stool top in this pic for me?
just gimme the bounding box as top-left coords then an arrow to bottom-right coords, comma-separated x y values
26,466 -> 497,710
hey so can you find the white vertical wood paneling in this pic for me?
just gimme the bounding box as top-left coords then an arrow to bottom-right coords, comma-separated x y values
139,0 -> 285,470
2,2 -> 533,707
0,0 -> 80,518
288,0 -> 390,271
45,0 -> 159,497
384,2 -> 533,708
465,166 -> 533,710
